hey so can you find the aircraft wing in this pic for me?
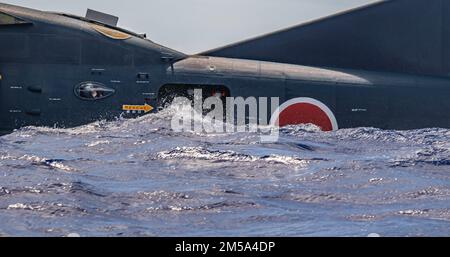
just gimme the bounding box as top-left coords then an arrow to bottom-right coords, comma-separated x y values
202,0 -> 450,77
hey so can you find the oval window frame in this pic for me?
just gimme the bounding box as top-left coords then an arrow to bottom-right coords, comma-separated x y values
74,81 -> 116,101
90,24 -> 131,40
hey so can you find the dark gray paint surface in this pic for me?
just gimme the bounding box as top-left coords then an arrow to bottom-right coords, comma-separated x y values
204,0 -> 450,77
1,1 -> 450,134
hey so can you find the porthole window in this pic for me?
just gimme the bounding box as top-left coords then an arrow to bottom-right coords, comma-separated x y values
0,11 -> 28,25
75,82 -> 115,100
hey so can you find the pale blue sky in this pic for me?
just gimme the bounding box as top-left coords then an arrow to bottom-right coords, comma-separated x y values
3,0 -> 377,53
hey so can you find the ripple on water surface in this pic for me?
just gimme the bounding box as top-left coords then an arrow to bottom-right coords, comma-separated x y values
1,109 -> 450,236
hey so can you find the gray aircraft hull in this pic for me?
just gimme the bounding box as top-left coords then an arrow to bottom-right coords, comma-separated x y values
1,1 -> 450,134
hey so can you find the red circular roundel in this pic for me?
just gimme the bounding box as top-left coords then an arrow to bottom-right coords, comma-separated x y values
271,98 -> 339,131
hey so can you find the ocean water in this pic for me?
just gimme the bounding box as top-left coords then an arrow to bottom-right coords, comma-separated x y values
1,107 -> 450,237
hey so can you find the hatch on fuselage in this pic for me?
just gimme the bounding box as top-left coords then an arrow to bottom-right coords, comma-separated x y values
85,9 -> 118,27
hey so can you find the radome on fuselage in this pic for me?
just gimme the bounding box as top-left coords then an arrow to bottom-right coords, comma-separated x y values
1,0 -> 450,135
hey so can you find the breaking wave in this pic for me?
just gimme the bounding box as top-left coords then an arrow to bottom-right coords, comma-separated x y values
1,107 -> 450,236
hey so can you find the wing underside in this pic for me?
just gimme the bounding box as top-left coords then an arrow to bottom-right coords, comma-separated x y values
202,0 -> 450,77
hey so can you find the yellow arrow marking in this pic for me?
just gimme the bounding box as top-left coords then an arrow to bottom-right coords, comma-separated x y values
122,104 -> 154,113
